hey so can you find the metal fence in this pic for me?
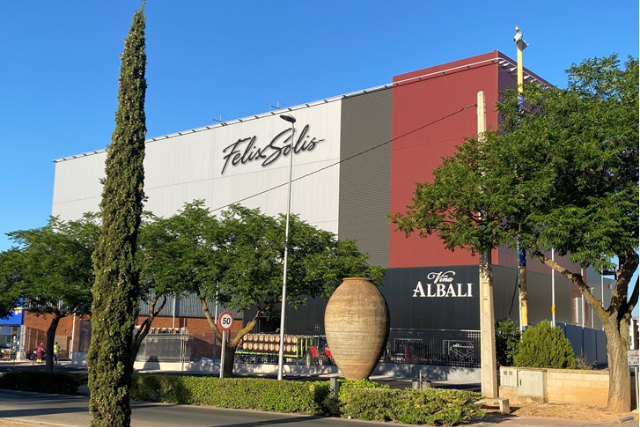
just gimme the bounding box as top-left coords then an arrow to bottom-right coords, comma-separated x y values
557,322 -> 608,367
384,328 -> 481,368
133,328 -> 481,368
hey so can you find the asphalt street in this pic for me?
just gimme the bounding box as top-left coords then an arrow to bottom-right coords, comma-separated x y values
1,388 -> 636,427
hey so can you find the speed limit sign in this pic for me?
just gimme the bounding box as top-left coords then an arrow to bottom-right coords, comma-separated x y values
217,311 -> 234,331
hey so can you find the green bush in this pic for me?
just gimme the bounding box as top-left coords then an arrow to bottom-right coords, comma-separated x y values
130,375 -> 483,424
495,318 -> 521,366
341,388 -> 483,425
130,375 -> 329,415
513,320 -> 576,369
0,371 -> 86,394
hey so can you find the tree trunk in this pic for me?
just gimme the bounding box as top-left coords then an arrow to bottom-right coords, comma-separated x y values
222,341 -> 237,378
129,295 -> 166,369
535,250 -> 637,412
604,317 -> 632,413
45,311 -> 64,371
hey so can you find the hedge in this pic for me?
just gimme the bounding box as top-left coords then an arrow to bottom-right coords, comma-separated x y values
130,375 -> 331,415
130,375 -> 483,424
0,371 -> 87,395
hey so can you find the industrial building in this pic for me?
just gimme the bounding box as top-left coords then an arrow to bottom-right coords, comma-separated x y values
39,51 -> 614,366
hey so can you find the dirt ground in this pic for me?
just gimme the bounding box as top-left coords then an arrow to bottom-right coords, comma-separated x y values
485,401 -> 638,423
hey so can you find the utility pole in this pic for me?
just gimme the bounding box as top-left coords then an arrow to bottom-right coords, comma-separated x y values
478,91 -> 498,397
514,26 -> 529,331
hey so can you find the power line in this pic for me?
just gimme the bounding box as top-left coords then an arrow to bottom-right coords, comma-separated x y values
211,103 -> 477,212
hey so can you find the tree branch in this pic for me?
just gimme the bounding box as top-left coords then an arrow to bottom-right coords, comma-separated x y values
533,250 -> 608,321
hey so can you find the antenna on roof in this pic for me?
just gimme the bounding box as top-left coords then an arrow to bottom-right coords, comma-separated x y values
212,114 -> 228,125
270,101 -> 286,111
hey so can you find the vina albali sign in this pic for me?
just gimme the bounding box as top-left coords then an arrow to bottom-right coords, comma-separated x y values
221,124 -> 324,174
412,271 -> 473,298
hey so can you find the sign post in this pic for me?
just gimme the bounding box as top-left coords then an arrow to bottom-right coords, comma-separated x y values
218,312 -> 234,378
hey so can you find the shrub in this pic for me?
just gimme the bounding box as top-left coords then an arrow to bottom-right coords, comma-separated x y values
129,374 -> 483,424
341,387 -> 483,425
495,318 -> 521,366
0,371 -> 86,394
130,375 -> 329,415
513,320 -> 576,369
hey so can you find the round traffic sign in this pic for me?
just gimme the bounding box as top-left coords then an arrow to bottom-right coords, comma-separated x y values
218,311 -> 234,331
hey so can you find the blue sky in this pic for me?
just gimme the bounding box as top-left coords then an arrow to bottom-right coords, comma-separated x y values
1,1 -> 638,312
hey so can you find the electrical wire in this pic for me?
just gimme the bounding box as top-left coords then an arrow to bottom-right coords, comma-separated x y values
211,103 -> 477,212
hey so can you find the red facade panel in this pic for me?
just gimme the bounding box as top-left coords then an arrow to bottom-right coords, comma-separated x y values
389,52 -> 503,268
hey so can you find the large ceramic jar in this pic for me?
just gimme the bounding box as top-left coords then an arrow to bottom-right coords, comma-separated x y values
324,277 -> 390,380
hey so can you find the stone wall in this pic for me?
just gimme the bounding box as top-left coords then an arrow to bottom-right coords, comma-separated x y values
499,366 -> 608,407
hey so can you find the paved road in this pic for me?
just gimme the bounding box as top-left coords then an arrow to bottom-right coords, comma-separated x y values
1,389 -> 636,427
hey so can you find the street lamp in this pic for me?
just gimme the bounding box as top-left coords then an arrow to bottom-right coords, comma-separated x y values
277,113 -> 296,381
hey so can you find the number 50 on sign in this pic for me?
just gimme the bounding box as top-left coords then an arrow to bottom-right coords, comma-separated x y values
218,311 -> 234,331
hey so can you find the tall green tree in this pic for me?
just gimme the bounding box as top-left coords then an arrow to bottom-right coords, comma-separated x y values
392,54 -> 638,412
88,5 -> 147,427
486,55 -> 638,412
211,205 -> 384,377
0,216 -> 98,370
151,201 -> 384,378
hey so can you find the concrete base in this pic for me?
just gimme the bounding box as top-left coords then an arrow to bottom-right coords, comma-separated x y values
477,398 -> 510,414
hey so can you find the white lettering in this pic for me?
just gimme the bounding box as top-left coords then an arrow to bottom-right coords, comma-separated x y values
427,284 -> 436,297
457,283 -> 467,297
413,271 -> 475,298
412,281 -> 425,298
446,284 -> 457,297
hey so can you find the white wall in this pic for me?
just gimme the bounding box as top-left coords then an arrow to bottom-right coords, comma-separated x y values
52,102 -> 342,233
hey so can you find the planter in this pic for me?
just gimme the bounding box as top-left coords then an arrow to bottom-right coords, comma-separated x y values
324,277 -> 390,380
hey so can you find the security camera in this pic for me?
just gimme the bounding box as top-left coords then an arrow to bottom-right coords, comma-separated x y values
514,27 -> 522,43
514,32 -> 522,43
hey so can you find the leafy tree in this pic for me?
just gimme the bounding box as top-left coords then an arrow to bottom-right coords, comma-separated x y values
495,318 -> 520,366
152,201 -> 384,378
483,55 -> 638,412
513,321 -> 576,369
88,5 -> 147,427
0,216 -> 98,371
212,205 -> 385,377
0,256 -> 20,320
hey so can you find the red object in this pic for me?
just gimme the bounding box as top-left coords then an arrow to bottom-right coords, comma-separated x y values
309,346 -> 318,357
324,347 -> 332,359
36,344 -> 44,360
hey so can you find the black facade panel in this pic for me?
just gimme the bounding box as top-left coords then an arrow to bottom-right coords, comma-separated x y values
252,264 -> 578,336
380,265 -> 480,330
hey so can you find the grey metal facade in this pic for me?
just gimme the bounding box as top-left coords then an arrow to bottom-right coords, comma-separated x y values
338,90 -> 392,268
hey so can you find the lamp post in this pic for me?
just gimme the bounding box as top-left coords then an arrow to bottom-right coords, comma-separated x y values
277,113 -> 296,381
514,26 -> 529,331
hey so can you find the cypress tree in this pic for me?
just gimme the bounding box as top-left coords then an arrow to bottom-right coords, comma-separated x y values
88,5 -> 147,427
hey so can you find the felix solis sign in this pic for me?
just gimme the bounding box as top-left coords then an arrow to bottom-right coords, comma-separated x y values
221,124 -> 324,175
412,270 -> 473,298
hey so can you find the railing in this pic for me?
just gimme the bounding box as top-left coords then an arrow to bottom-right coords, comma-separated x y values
134,328 -> 481,368
384,328 -> 481,368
